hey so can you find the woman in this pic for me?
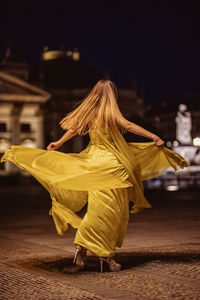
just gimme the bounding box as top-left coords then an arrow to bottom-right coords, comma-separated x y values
1,79 -> 189,272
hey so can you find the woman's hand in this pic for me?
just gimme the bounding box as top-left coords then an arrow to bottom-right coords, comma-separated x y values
46,141 -> 62,151
154,138 -> 165,148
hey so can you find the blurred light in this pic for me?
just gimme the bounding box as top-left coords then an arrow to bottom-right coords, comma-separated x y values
21,139 -> 35,148
173,140 -> 179,147
66,51 -> 72,57
166,141 -> 172,147
166,185 -> 179,191
72,50 -> 80,61
42,50 -> 65,61
0,138 -> 9,152
193,137 -> 200,146
43,45 -> 49,52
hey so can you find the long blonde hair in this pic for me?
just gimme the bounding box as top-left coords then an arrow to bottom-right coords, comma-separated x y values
59,79 -> 125,135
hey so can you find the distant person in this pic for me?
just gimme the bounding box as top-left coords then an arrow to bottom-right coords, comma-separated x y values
1,79 -> 189,272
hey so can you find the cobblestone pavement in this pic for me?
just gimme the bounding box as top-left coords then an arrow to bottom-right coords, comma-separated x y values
0,264 -> 110,300
0,187 -> 200,299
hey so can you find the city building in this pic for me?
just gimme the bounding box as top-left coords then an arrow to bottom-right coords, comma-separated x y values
0,50 -> 51,175
0,45 -> 145,175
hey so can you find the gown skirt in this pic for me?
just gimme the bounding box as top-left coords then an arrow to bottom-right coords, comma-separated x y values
0,127 -> 190,257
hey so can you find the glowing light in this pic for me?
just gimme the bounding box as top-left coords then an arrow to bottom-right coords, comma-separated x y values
43,45 -> 49,52
166,141 -> 172,147
66,51 -> 72,56
0,138 -> 9,152
72,50 -> 80,61
166,185 -> 179,191
173,140 -> 179,147
42,50 -> 65,61
21,139 -> 35,148
193,137 -> 200,146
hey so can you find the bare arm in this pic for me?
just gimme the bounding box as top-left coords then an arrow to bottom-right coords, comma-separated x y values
118,116 -> 159,141
47,129 -> 77,151
57,129 -> 77,144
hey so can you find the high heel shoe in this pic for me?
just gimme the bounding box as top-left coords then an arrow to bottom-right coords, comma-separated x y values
99,256 -> 121,272
73,246 -> 87,267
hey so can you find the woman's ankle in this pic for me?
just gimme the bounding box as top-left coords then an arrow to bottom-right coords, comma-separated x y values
75,244 -> 82,250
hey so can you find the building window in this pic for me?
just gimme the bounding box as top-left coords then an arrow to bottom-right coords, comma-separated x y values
21,123 -> 31,132
0,123 -> 7,132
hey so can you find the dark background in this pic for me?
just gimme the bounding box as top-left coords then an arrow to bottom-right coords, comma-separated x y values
0,0 -> 200,100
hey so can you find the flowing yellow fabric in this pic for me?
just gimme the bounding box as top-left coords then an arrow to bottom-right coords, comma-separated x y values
0,126 -> 189,256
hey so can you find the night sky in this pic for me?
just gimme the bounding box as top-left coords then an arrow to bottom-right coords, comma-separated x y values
0,1 -> 200,100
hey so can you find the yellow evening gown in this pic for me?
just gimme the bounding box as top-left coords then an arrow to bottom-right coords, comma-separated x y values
0,126 -> 189,257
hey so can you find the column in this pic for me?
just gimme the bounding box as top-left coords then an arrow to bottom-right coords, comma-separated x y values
9,103 -> 22,173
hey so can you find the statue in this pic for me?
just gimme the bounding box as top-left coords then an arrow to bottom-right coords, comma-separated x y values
175,104 -> 192,145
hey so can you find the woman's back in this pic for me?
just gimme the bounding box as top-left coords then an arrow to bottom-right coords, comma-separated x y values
89,127 -> 115,146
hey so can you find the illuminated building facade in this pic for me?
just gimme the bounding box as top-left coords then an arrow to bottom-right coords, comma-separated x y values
0,45 -> 145,175
0,51 -> 51,175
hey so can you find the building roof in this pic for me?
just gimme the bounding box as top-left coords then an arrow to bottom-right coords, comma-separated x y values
1,45 -> 104,90
0,71 -> 51,103
29,49 -> 104,89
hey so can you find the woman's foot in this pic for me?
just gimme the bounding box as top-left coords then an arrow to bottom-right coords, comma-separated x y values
73,244 -> 87,267
99,256 -> 121,272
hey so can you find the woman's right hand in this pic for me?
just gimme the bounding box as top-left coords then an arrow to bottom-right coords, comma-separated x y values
46,141 -> 62,151
155,138 -> 165,148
